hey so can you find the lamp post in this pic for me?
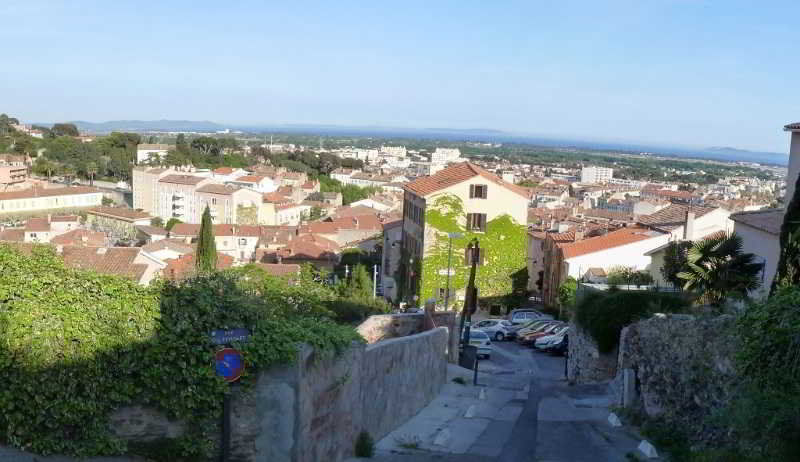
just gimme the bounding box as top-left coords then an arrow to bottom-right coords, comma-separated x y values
444,232 -> 463,309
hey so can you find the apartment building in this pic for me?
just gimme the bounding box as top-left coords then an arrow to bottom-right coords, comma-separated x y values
155,174 -> 213,222
581,166 -> 614,184
430,148 -> 461,164
398,162 -> 529,303
0,186 -> 103,213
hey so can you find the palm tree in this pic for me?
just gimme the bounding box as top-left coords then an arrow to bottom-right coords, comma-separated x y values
677,232 -> 762,306
87,162 -> 98,187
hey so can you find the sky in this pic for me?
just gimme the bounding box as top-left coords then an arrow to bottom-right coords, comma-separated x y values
1,0 -> 798,153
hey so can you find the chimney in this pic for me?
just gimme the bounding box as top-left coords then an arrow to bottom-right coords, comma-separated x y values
575,228 -> 585,241
684,210 -> 695,240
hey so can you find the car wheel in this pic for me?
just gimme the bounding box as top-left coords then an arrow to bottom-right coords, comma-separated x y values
494,332 -> 505,341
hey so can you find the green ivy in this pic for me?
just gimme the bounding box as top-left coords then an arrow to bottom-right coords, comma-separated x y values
419,194 -> 527,306
0,245 -> 361,458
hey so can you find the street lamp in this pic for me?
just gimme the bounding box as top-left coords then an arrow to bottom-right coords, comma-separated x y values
444,232 -> 463,309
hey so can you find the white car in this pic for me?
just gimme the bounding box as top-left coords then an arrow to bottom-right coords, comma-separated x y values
508,309 -> 554,325
534,326 -> 570,349
473,319 -> 515,341
467,330 -> 493,359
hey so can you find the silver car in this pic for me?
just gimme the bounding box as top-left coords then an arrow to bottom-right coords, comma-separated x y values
474,319 -> 515,341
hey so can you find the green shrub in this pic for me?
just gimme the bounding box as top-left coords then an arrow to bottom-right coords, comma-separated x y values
0,244 -> 362,458
574,291 -> 688,353
355,431 -> 374,458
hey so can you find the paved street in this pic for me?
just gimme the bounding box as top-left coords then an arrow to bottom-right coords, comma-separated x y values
350,340 -> 645,462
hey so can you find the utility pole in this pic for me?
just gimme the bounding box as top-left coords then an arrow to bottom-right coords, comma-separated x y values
459,239 -> 480,350
373,264 -> 378,299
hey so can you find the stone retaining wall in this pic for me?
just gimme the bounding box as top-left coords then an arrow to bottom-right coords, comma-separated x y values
566,323 -> 618,384
357,312 -> 458,363
614,314 -> 738,443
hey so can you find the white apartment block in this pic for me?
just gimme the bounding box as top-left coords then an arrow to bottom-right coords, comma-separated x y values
581,166 -> 614,184
136,144 -> 172,164
431,148 -> 461,164
0,186 -> 103,213
380,146 -> 407,157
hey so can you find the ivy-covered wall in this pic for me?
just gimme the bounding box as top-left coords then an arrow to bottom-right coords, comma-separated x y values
419,194 -> 527,307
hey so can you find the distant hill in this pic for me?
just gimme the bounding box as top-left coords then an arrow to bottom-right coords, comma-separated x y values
702,146 -> 787,165
69,120 -> 226,133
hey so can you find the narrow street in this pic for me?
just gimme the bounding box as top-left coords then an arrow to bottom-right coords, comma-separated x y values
354,340 -> 643,462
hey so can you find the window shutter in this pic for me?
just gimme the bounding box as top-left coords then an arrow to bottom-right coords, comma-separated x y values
481,185 -> 488,199
470,185 -> 475,198
479,214 -> 487,232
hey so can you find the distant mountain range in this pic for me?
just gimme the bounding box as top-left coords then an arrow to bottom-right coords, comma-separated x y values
56,119 -> 788,166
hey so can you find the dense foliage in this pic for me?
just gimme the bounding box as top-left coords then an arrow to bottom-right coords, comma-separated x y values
606,266 -> 655,287
772,173 -> 800,294
319,176 -> 381,205
0,245 -> 361,458
660,240 -> 692,288
722,287 -> 800,460
574,290 -> 688,353
677,233 -> 762,306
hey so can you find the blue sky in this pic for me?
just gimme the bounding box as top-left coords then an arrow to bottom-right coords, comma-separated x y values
1,1 -> 797,152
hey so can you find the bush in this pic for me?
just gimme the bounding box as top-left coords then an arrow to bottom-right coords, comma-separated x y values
574,291 -> 688,353
355,431 -> 374,458
0,245 -> 362,458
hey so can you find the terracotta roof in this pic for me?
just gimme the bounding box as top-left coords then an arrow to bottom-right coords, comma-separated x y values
158,174 -> 206,185
252,262 -> 302,277
213,167 -> 235,174
582,209 -> 634,221
785,122 -> 800,131
331,205 -> 381,219
141,238 -> 195,254
169,223 -> 261,237
163,252 -> 233,280
557,226 -> 664,259
730,208 -> 783,236
196,184 -> 239,195
587,267 -> 607,277
233,175 -> 267,183
0,186 -> 100,201
403,162 -> 530,198
25,217 -> 50,232
88,206 -> 152,222
135,225 -> 168,236
263,192 -> 291,203
50,229 -> 107,247
50,215 -> 79,222
137,144 -> 171,150
60,247 -> 148,282
383,219 -> 403,231
0,228 -> 24,242
637,204 -> 717,232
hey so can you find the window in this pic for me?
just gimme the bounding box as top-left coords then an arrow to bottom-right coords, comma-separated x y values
469,184 -> 488,199
239,238 -> 247,246
464,247 -> 485,266
466,213 -> 487,232
212,198 -> 217,205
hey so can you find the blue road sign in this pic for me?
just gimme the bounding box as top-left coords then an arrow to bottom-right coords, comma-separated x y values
215,348 -> 244,382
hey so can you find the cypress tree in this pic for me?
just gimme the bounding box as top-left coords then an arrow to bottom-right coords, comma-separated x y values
772,173 -> 800,294
195,205 -> 217,273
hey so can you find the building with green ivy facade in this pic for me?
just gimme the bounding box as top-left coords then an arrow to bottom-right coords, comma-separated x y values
396,162 -> 530,308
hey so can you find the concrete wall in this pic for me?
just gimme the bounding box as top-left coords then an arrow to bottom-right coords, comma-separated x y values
614,314 -> 738,444
786,130 -> 800,207
734,222 -> 780,299
232,327 -> 450,462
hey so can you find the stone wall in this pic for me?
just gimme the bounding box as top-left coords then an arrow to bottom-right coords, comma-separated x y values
566,323 -> 618,384
231,327 -> 450,462
356,312 -> 458,363
614,314 -> 738,443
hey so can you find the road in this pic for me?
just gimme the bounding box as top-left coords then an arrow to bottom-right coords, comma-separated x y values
359,340 -> 643,462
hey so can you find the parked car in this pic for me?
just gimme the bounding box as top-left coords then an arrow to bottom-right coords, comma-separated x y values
519,323 -> 564,346
466,330 -> 492,359
515,320 -> 562,341
508,308 -> 554,325
534,326 -> 570,350
547,334 -> 569,356
473,319 -> 515,341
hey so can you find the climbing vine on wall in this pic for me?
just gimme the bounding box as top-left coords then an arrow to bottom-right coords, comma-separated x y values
419,194 -> 527,306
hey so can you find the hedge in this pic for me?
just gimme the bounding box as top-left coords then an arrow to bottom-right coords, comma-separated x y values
0,244 -> 361,458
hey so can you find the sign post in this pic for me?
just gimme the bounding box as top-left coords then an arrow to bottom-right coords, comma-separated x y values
212,329 -> 249,462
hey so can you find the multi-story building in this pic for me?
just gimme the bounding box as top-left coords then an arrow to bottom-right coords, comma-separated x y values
155,174 -> 213,223
581,166 -> 614,184
430,148 -> 461,164
0,186 -> 103,213
226,174 -> 278,193
398,162 -> 529,305
380,146 -> 407,157
196,184 -> 263,225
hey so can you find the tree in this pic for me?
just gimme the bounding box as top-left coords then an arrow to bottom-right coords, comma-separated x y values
86,161 -> 98,186
660,240 -> 692,288
191,136 -> 220,157
308,206 -> 325,221
151,217 -> 164,228
51,123 -> 79,137
557,276 -> 577,315
677,233 -> 762,306
195,206 -> 217,272
165,217 -> 182,231
772,174 -> 800,294
342,264 -> 373,300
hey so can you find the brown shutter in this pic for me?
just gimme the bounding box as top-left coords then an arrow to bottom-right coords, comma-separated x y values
469,184 -> 475,198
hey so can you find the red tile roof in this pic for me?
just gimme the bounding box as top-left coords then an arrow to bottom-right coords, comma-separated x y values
60,247 -> 149,282
50,215 -> 80,222
163,253 -> 233,280
403,162 -> 530,198
557,226 -> 664,259
25,217 -> 50,232
0,186 -> 100,201
88,206 -> 152,222
158,174 -> 206,185
0,228 -> 24,242
637,204 -> 717,232
213,167 -> 235,174
234,175 -> 267,183
50,229 -> 107,247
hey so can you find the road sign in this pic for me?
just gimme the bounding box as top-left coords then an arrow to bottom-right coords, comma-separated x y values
215,348 -> 244,383
210,328 -> 250,345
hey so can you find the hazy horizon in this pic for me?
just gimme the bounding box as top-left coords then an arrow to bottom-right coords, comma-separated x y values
2,1 -> 798,153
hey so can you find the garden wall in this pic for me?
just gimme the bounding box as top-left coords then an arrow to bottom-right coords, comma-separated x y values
566,323 -> 618,383
614,314 -> 738,443
231,326 -> 450,462
357,311 -> 458,363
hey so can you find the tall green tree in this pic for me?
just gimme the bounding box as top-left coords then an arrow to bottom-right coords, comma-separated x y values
195,206 -> 217,272
660,240 -> 692,288
51,123 -> 79,137
677,233 -> 762,306
772,175 -> 800,294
